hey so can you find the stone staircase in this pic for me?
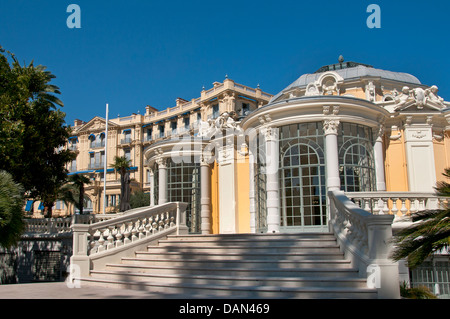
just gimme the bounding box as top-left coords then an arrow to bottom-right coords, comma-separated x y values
81,232 -> 378,298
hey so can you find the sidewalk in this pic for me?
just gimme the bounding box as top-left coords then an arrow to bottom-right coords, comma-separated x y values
0,281 -> 189,299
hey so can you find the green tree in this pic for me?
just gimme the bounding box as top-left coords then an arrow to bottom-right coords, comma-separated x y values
0,46 -> 75,217
391,168 -> 450,268
59,174 -> 92,215
0,171 -> 25,248
130,190 -> 150,209
111,156 -> 131,212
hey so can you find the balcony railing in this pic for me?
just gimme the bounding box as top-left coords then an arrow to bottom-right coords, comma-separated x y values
120,137 -> 132,144
88,162 -> 104,169
345,191 -> 444,219
90,141 -> 105,149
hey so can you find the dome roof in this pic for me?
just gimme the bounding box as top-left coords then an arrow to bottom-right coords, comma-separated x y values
270,61 -> 421,103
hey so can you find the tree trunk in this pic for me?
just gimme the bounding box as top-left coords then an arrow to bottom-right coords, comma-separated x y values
79,184 -> 84,215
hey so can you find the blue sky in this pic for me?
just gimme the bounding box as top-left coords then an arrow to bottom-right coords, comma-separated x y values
1,0 -> 449,126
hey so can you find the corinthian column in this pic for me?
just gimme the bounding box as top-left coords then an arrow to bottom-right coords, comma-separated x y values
156,157 -> 168,204
323,119 -> 341,191
149,168 -> 155,206
200,155 -> 212,234
264,126 -> 280,233
374,123 -> 386,191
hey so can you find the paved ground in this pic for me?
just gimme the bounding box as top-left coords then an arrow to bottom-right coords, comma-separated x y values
0,281 -> 192,299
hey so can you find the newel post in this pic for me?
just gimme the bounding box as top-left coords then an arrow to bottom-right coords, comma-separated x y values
70,224 -> 91,278
176,203 -> 189,235
366,215 -> 400,299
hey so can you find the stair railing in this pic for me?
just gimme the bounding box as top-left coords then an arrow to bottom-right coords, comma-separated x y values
328,190 -> 400,299
70,202 -> 188,278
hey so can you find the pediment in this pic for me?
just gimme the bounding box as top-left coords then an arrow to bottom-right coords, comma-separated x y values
75,116 -> 119,134
392,86 -> 447,113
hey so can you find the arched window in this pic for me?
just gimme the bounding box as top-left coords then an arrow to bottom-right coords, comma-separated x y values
279,122 -> 327,231
167,158 -> 201,234
338,123 -> 376,192
88,134 -> 96,148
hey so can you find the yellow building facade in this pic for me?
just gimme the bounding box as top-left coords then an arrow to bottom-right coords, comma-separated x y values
46,59 -> 449,237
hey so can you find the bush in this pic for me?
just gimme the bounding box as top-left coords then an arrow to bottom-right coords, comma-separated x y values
129,191 -> 150,209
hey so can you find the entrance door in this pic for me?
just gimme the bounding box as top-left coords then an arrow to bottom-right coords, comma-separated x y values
280,143 -> 327,232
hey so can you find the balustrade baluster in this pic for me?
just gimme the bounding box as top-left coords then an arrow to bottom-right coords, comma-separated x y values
391,198 -> 399,216
88,230 -> 96,255
419,198 -> 426,211
364,199 -> 371,212
145,217 -> 153,236
97,228 -> 106,252
153,214 -> 159,233
123,222 -> 132,244
380,198 -> 389,215
158,213 -> 164,231
107,226 -> 115,250
138,218 -> 146,239
115,225 -> 123,247
372,198 -> 381,215
400,198 -> 408,216
409,198 -> 417,215
131,220 -> 139,242
164,212 -> 170,229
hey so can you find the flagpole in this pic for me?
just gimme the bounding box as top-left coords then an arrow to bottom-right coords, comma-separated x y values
103,103 -> 109,215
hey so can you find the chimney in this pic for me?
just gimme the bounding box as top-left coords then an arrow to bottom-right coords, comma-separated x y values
145,105 -> 158,115
176,98 -> 188,107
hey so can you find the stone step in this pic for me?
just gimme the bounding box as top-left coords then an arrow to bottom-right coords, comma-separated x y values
81,232 -> 378,299
167,232 -> 336,241
157,238 -> 338,247
89,270 -> 370,288
104,263 -> 360,278
120,257 -> 352,269
134,250 -> 345,261
147,245 -> 341,255
80,276 -> 377,299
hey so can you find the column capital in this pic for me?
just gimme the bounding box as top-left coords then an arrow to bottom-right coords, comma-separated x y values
373,122 -> 385,142
200,152 -> 212,166
155,156 -> 167,168
261,126 -> 279,141
323,118 -> 340,135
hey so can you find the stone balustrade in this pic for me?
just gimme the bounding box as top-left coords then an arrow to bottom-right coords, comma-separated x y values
328,190 -> 400,299
345,191 -> 443,218
25,217 -> 73,234
70,202 -> 188,278
24,214 -> 120,234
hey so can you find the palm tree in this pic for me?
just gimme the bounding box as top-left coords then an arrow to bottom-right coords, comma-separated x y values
111,156 -> 131,212
60,174 -> 91,215
391,168 -> 450,268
